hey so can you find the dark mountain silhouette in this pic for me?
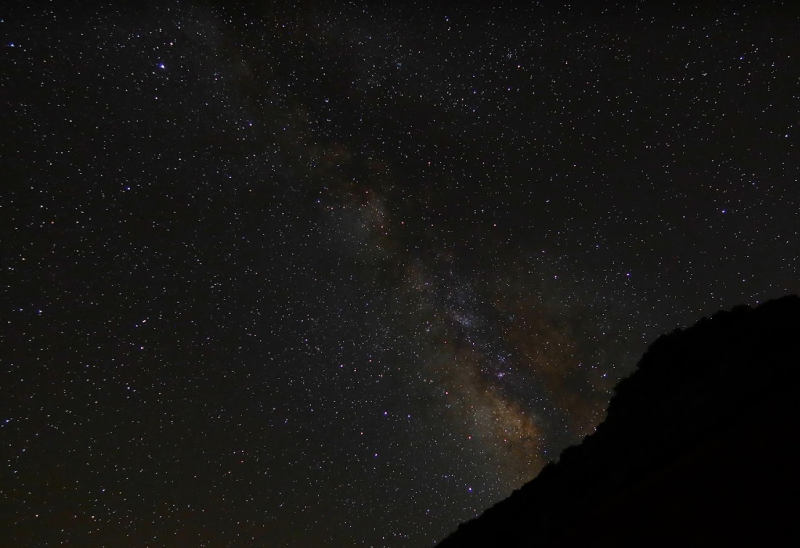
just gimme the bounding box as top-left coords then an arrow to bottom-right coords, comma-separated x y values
437,295 -> 800,547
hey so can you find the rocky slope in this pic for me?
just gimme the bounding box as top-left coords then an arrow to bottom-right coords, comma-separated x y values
437,296 -> 800,547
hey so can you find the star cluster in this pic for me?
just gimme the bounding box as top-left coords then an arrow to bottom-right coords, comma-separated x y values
2,2 -> 799,547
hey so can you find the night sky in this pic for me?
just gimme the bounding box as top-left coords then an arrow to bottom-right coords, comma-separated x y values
2,2 -> 799,547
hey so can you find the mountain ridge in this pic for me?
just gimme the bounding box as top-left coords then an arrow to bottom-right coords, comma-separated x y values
437,295 -> 800,547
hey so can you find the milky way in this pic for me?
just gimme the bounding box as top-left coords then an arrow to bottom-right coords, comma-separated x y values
3,2 -> 799,547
